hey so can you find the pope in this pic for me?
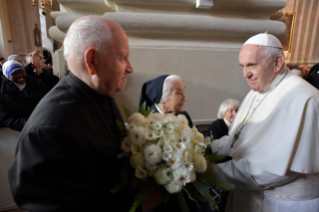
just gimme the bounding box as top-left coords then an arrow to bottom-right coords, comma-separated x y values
209,33 -> 319,212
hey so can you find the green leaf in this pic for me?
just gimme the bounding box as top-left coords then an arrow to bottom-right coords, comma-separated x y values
116,119 -> 127,140
192,178 -> 218,209
122,105 -> 133,118
117,152 -> 130,159
210,131 -> 214,141
183,188 -> 199,208
139,101 -> 151,117
177,192 -> 190,212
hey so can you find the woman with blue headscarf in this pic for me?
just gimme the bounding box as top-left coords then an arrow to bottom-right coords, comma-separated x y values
0,60 -> 49,131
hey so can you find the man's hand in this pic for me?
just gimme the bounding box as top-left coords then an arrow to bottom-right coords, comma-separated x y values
32,49 -> 43,74
207,161 -> 215,170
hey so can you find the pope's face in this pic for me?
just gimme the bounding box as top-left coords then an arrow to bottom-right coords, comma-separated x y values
239,45 -> 277,92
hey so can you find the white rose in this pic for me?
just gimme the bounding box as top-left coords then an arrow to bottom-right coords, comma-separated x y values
130,153 -> 145,169
154,168 -> 173,185
152,121 -> 162,131
129,126 -> 147,145
182,162 -> 194,171
121,136 -> 131,153
166,150 -> 183,169
135,165 -> 147,179
193,154 -> 207,173
173,167 -> 191,186
164,180 -> 183,194
144,144 -> 162,165
180,128 -> 194,143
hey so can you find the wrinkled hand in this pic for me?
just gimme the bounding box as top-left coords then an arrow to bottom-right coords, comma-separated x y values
207,161 -> 215,170
302,66 -> 310,76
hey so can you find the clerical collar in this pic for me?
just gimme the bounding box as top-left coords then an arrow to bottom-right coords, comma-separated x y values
260,67 -> 287,93
223,118 -> 232,128
155,104 -> 165,114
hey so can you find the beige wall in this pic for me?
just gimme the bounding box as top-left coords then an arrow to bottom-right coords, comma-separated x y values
281,0 -> 319,67
0,0 -> 13,57
116,48 -> 250,120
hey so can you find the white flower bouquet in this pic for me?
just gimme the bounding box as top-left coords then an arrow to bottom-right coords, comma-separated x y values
113,103 -> 234,212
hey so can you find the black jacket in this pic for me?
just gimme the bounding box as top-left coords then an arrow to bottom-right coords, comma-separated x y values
25,63 -> 59,90
0,75 -> 49,131
9,73 -> 133,212
205,118 -> 229,139
304,63 -> 319,90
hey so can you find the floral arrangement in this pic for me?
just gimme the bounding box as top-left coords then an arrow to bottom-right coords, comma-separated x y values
114,103 -> 234,212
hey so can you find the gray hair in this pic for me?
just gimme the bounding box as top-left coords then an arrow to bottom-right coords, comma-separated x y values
260,46 -> 284,60
217,99 -> 240,119
161,75 -> 182,102
63,16 -> 112,66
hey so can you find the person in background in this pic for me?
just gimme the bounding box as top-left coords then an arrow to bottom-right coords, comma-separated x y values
0,60 -> 49,131
304,63 -> 319,90
0,54 -> 7,65
289,65 -> 303,77
139,75 -> 193,127
205,99 -> 239,139
9,16 -> 134,212
24,49 -> 59,90
7,55 -> 26,67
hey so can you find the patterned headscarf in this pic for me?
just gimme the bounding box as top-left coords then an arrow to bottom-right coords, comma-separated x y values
2,60 -> 25,79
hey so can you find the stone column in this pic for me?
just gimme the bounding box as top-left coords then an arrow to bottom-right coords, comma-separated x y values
49,0 -> 287,121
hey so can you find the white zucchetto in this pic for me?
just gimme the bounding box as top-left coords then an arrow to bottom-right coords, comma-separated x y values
243,33 -> 283,49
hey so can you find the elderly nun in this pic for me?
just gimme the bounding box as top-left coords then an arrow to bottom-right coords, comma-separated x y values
0,60 -> 48,131
139,75 -> 193,127
205,99 -> 239,139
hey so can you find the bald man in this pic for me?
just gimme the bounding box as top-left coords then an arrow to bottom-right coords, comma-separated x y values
209,34 -> 319,212
9,16 -> 133,212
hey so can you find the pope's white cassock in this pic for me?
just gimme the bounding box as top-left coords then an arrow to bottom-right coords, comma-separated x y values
211,68 -> 319,212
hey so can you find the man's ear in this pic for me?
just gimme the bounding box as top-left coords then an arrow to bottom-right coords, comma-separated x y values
274,54 -> 285,73
84,48 -> 97,75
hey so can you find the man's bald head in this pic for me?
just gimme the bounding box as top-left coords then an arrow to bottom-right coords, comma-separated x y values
63,16 -> 123,70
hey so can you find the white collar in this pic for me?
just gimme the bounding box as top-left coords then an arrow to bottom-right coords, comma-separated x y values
155,104 -> 165,115
260,67 -> 287,94
223,118 -> 232,128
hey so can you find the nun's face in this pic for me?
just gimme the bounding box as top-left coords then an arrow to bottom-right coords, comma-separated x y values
163,80 -> 187,114
10,69 -> 27,85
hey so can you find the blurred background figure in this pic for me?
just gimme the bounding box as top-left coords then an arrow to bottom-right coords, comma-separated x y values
304,63 -> 319,90
205,99 -> 239,139
7,55 -> 26,67
289,65 -> 303,77
0,60 -> 49,131
139,74 -> 193,127
24,49 -> 59,90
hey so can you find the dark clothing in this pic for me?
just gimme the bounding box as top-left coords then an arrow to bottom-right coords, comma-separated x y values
150,104 -> 194,128
0,75 -> 49,131
9,73 -> 132,212
304,63 -> 319,90
25,63 -> 59,90
205,119 -> 228,139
